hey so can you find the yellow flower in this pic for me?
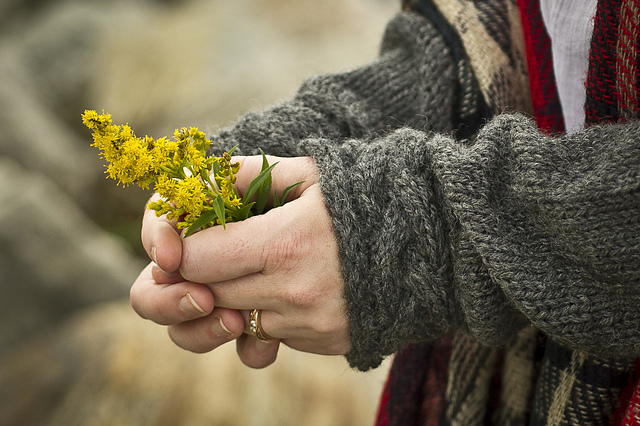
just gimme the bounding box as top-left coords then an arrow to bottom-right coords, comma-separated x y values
216,176 -> 234,198
82,109 -> 111,131
189,127 -> 210,151
147,199 -> 172,216
173,176 -> 206,215
81,110 -> 290,236
228,194 -> 242,207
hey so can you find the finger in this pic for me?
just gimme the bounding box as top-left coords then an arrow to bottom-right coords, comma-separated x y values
236,334 -> 280,369
179,206 -> 278,283
239,309 -> 279,339
183,185 -> 332,310
151,262 -> 184,284
180,182 -> 320,284
232,155 -> 319,199
201,273 -> 276,311
167,308 -> 245,353
141,193 -> 183,273
237,308 -> 350,356
130,263 -> 214,325
179,157 -> 319,283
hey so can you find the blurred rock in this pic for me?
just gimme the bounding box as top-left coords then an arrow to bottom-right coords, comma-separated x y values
0,0 -> 397,241
0,0 -> 398,424
0,301 -> 390,426
93,0 -> 398,136
0,157 -> 145,351
0,1 -> 162,240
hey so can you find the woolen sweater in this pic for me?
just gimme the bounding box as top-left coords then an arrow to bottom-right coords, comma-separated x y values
208,5 -> 640,375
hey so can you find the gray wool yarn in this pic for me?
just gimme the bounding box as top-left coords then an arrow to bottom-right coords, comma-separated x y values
208,11 -> 640,371
208,12 -> 457,159
310,115 -> 640,371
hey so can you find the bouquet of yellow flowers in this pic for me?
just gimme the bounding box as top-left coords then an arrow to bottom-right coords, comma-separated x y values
82,110 -> 301,236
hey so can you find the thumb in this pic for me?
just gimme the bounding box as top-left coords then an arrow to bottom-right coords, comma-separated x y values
141,193 -> 183,273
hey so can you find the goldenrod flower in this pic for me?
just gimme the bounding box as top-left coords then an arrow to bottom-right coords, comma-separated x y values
83,110 -> 301,236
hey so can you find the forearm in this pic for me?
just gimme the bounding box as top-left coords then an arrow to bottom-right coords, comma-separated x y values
458,116 -> 640,358
208,12 -> 457,157
304,114 -> 640,371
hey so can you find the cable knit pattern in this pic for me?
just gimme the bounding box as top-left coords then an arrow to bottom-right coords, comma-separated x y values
439,115 -> 640,357
303,130 -> 461,371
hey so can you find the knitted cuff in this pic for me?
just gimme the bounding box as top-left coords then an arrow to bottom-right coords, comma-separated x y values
302,130 -> 460,371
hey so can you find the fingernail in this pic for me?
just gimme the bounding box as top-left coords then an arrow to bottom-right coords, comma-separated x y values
211,316 -> 233,337
151,262 -> 177,278
150,244 -> 157,263
179,292 -> 205,315
255,338 -> 274,352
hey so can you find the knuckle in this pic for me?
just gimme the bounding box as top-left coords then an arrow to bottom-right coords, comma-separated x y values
309,313 -> 341,337
309,318 -> 332,337
262,236 -> 298,271
280,281 -> 322,309
261,225 -> 312,273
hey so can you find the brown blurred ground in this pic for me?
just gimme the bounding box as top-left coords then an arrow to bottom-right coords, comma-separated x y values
0,0 -> 397,425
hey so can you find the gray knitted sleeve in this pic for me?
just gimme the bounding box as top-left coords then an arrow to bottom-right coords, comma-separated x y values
208,12 -> 458,158
303,114 -> 640,371
202,9 -> 640,372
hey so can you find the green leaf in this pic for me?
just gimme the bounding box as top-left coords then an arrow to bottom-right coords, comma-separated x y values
273,181 -> 304,208
242,162 -> 278,206
230,201 -> 255,222
212,158 -> 222,176
253,150 -> 272,215
259,148 -> 269,171
184,208 -> 218,237
283,181 -> 304,201
211,194 -> 226,229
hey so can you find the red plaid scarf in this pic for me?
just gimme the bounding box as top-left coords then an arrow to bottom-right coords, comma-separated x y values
516,0 -> 565,133
376,0 -> 640,425
585,0 -> 640,125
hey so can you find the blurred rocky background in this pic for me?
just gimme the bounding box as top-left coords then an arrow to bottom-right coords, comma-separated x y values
0,0 -> 397,425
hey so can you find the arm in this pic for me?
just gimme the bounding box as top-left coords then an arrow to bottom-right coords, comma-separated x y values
305,114 -> 640,370
132,9 -> 461,367
133,7 -> 639,372
208,12 -> 458,158
135,114 -> 640,372
134,8 -> 458,307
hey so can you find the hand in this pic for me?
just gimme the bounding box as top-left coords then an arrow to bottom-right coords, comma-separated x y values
130,155 -> 350,368
131,261 -> 245,342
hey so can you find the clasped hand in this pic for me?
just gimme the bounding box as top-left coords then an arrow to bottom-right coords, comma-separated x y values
130,155 -> 350,368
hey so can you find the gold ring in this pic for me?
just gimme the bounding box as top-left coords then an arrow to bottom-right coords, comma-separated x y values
249,309 -> 272,341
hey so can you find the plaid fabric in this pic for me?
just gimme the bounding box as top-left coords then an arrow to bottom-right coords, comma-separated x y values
585,0 -> 640,125
375,338 -> 451,426
616,360 -> 640,425
514,0 -> 565,133
529,342 -> 634,426
377,0 -> 640,425
402,0 -> 490,138
403,0 -> 532,136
